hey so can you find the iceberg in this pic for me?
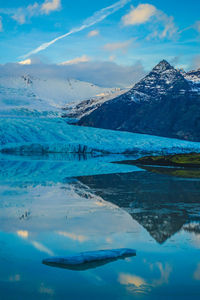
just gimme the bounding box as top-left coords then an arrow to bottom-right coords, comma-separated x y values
42,248 -> 136,271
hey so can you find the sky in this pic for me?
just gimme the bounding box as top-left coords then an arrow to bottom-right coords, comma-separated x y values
0,0 -> 199,86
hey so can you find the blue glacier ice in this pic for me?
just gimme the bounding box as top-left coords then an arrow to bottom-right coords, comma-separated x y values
0,117 -> 200,154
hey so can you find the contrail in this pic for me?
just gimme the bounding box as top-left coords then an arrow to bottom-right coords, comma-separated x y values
22,0 -> 130,59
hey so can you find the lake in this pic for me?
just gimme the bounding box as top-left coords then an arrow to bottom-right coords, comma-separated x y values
0,154 -> 200,300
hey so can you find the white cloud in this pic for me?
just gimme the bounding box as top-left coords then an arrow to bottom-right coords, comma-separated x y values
39,283 -> 54,296
191,55 -> 200,69
59,55 -> 91,65
19,59 -> 32,65
119,273 -> 146,287
109,55 -> 116,61
57,231 -> 88,242
194,263 -> 200,280
122,4 -> 156,26
178,20 -> 200,36
12,10 -> 26,24
152,262 -> 172,287
151,10 -> 177,40
122,3 -> 177,40
11,3 -> 41,24
28,2 -> 41,17
41,0 -> 61,15
104,39 -> 133,52
31,241 -> 54,256
0,16 -> 3,32
194,21 -> 200,33
88,30 -> 99,37
16,230 -> 29,238
22,0 -> 131,58
4,0 -> 61,25
0,60 -> 145,88
9,274 -> 21,282
118,263 -> 172,294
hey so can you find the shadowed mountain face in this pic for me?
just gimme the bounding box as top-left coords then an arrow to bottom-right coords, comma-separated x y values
76,170 -> 200,244
79,60 -> 200,142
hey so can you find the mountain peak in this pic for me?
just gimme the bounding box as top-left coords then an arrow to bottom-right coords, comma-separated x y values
130,59 -> 189,101
152,60 -> 174,73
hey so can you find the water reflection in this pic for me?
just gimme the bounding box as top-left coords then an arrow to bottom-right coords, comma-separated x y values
0,153 -> 140,183
0,154 -> 200,299
118,261 -> 172,295
139,165 -> 200,179
77,171 -> 200,244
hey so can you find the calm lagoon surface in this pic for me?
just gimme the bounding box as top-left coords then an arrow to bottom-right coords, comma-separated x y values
0,154 -> 200,300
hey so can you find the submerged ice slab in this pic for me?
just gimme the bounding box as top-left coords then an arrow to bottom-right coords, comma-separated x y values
43,248 -> 136,271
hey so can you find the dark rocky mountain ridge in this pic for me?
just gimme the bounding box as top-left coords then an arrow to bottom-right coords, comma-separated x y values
78,60 -> 200,141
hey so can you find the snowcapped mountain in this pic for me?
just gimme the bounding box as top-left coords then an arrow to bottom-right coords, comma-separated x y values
0,74 -> 121,116
1,60 -> 200,156
79,60 -> 200,142
62,88 -> 126,119
131,60 -> 190,101
183,68 -> 200,93
184,68 -> 200,83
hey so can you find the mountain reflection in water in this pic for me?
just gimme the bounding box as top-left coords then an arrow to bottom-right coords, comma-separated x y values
77,171 -> 200,244
0,155 -> 200,299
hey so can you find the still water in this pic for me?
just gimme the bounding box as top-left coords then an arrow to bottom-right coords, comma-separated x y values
0,154 -> 200,300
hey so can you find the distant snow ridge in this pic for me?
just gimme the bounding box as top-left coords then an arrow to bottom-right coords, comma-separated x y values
1,117 -> 200,154
183,69 -> 200,94
0,74 -> 120,117
63,88 -> 126,119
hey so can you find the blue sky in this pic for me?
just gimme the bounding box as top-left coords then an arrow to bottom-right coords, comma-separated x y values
0,0 -> 199,71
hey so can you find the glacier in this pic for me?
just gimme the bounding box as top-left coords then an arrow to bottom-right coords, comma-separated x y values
1,117 -> 200,154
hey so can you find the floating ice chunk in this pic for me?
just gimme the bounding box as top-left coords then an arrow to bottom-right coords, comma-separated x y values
42,248 -> 136,271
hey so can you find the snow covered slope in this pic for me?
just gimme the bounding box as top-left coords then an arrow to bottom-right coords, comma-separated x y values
130,60 -> 190,102
0,117 -> 200,154
0,74 -> 120,116
183,69 -> 200,94
62,88 -> 126,119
